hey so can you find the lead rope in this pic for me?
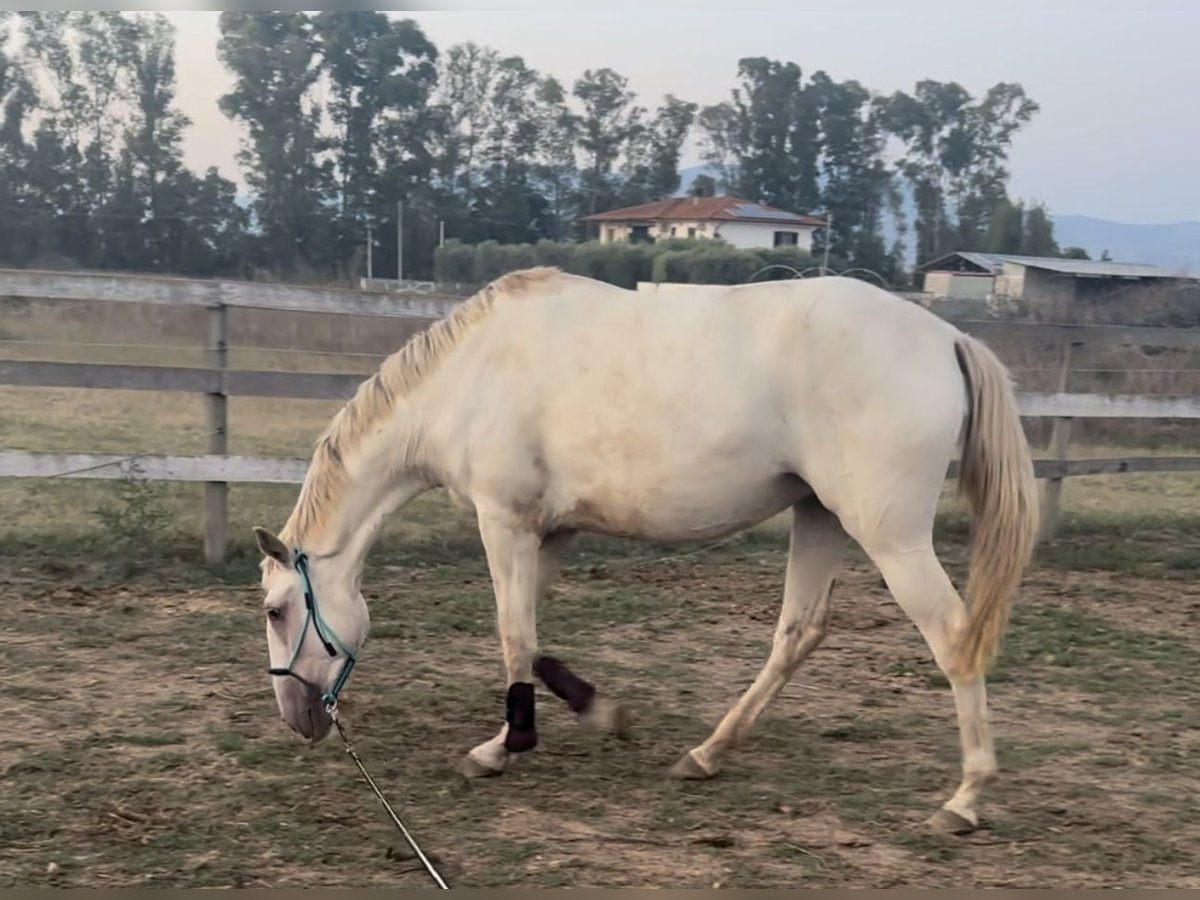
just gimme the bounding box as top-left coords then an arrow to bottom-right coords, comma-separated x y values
328,705 -> 451,889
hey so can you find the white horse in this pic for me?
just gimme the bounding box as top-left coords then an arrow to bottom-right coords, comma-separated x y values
253,268 -> 1037,834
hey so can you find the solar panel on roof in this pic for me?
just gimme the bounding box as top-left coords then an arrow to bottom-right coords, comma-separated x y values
729,204 -> 803,221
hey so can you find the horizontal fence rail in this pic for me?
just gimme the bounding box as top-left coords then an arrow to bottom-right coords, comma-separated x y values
5,450 -> 1199,485
5,266 -> 1200,348
0,267 -> 460,319
4,359 -> 1200,416
6,264 -> 1200,559
0,360 -> 365,400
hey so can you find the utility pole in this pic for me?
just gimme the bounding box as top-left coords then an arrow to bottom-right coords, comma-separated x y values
397,200 -> 404,281
438,219 -> 445,248
366,222 -> 373,279
821,211 -> 833,274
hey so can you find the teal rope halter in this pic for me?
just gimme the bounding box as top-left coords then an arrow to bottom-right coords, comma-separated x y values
264,552 -> 449,888
267,551 -> 357,710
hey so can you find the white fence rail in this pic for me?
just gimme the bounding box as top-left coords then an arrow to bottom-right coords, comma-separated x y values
4,450 -> 1198,486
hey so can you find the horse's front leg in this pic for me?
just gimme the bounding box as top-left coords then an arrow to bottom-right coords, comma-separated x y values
461,516 -> 541,778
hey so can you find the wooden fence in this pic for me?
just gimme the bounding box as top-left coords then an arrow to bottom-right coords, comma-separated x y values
4,266 -> 1200,563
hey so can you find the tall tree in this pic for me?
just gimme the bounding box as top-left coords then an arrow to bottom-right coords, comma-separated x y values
529,76 -> 579,240
218,11 -> 331,275
432,43 -> 553,245
723,58 -> 821,212
696,101 -> 739,192
167,166 -> 251,275
1021,202 -> 1058,256
476,54 -> 551,242
809,73 -> 895,272
122,14 -> 193,270
0,13 -> 37,264
573,67 -> 643,214
882,79 -> 1038,263
315,12 -> 438,273
15,11 -> 144,267
982,197 -> 1024,253
688,174 -> 717,198
433,41 -> 499,213
618,94 -> 696,205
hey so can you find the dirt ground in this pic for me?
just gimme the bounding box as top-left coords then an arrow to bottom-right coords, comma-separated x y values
2,524 -> 1198,889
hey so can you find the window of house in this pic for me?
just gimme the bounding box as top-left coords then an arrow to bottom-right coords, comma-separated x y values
606,228 -> 615,242
670,226 -> 677,237
773,231 -> 799,247
687,227 -> 696,239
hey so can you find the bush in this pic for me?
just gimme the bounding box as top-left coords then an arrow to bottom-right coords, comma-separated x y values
432,239 -> 476,284
433,238 -> 863,291
532,239 -> 573,269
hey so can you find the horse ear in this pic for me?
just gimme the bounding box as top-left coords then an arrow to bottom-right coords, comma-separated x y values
253,526 -> 291,568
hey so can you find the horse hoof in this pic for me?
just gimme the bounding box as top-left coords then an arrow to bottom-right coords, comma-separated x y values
669,751 -> 717,781
582,698 -> 633,739
460,753 -> 504,779
610,702 -> 633,740
926,808 -> 977,835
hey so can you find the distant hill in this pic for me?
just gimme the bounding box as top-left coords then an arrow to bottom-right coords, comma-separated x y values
675,165 -> 1199,273
1052,215 -> 1200,272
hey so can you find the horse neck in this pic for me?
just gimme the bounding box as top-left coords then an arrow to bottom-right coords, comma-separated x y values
327,473 -> 430,578
308,417 -> 434,572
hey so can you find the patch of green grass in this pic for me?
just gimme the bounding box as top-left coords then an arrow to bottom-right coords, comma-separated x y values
212,731 -> 247,754
769,839 -> 828,872
119,732 -> 186,747
996,738 -> 1090,769
5,749 -> 72,777
891,830 -> 963,863
998,602 -> 1200,696
819,719 -> 902,742
1034,513 -> 1200,577
1124,833 -> 1185,866
148,751 -> 190,772
234,745 -> 273,768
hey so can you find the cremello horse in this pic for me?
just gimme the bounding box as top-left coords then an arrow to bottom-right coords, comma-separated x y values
253,268 -> 1037,834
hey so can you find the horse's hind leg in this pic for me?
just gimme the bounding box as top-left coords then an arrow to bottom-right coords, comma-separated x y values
864,543 -> 997,833
670,499 -> 846,779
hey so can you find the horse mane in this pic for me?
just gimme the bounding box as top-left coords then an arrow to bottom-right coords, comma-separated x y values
279,266 -> 561,547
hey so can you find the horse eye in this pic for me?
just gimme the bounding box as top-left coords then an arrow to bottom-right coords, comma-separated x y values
266,607 -> 282,622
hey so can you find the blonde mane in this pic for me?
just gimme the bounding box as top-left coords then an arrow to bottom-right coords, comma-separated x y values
279,267 -> 561,547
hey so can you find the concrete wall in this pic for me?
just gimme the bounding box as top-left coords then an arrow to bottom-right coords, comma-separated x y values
1020,267 -> 1078,321
994,262 -> 1028,300
597,220 -> 713,243
714,221 -> 816,252
922,271 -> 994,300
597,220 -> 815,251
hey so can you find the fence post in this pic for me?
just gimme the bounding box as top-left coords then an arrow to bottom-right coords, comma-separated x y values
205,302 -> 229,565
1038,339 -> 1078,543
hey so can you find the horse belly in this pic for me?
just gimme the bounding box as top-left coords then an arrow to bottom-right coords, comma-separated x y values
552,470 -> 810,542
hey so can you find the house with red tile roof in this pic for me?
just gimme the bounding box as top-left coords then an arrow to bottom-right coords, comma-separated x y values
581,196 -> 828,252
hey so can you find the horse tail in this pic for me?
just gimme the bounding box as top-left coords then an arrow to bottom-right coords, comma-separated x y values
952,335 -> 1039,678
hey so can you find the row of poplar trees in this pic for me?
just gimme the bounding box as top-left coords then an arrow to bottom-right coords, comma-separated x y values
0,11 -> 1074,283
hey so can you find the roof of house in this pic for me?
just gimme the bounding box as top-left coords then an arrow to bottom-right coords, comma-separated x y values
918,250 -> 1199,280
581,196 -> 827,228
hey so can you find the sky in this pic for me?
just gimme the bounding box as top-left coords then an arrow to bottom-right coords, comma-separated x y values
164,1 -> 1200,225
